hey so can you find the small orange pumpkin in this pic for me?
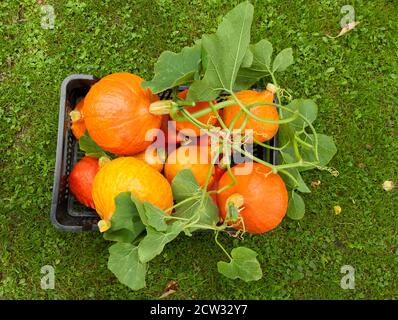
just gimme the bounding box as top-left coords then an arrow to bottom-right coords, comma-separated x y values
223,88 -> 279,142
164,145 -> 215,187
176,89 -> 218,137
134,146 -> 166,172
83,73 -> 161,155
217,162 -> 288,234
70,99 -> 86,140
69,156 -> 100,209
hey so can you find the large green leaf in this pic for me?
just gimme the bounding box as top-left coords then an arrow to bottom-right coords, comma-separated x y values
234,39 -> 273,90
187,1 -> 254,101
108,243 -> 147,290
285,99 -> 318,130
142,202 -> 168,232
171,169 -> 219,226
301,134 -> 337,170
142,42 -> 202,93
138,223 -> 183,263
79,130 -> 108,158
286,191 -> 305,220
217,247 -> 262,282
103,192 -> 145,243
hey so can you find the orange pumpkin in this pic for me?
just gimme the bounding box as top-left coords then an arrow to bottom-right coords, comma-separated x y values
92,157 -> 173,222
164,145 -> 216,187
223,89 -> 279,142
176,89 -> 218,137
83,73 -> 161,155
134,146 -> 165,172
69,156 -> 100,209
70,99 -> 86,140
217,162 -> 288,234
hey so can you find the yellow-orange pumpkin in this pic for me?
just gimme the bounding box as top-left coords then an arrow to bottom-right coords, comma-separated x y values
92,157 -> 173,221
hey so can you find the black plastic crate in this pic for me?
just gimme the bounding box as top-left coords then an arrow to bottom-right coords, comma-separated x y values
51,74 -> 279,232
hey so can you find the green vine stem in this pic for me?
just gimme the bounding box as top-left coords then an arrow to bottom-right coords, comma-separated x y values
253,137 -> 290,151
215,230 -> 232,261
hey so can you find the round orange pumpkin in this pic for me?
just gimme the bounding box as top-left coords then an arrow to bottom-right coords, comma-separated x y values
217,162 -> 288,234
70,99 -> 86,140
83,73 -> 161,155
164,145 -> 215,187
176,89 -> 218,137
223,89 -> 279,142
92,157 -> 173,221
69,156 -> 100,209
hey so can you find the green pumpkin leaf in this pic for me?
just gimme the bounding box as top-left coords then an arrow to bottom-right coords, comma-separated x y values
301,134 -> 337,170
103,192 -> 145,243
272,48 -> 294,72
241,48 -> 254,68
285,99 -> 318,130
138,223 -> 183,263
234,39 -> 273,90
142,202 -> 168,232
130,194 -> 148,226
108,243 -> 147,291
286,191 -> 305,220
79,130 -> 108,158
217,247 -> 262,282
171,169 -> 219,226
187,1 -> 254,101
142,42 -> 202,93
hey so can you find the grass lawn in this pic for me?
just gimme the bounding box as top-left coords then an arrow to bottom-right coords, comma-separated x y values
0,0 -> 397,299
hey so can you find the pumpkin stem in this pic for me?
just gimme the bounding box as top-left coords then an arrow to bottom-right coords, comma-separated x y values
70,110 -> 82,122
98,156 -> 111,168
218,155 -> 230,170
98,219 -> 111,232
266,83 -> 278,94
225,193 -> 244,215
149,100 -> 178,115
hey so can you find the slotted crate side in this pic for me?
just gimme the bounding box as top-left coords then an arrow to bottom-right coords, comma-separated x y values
51,75 -> 279,232
51,75 -> 99,231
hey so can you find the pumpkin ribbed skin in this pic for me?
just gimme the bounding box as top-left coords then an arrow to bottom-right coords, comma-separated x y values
223,90 -> 279,142
69,156 -> 99,209
92,157 -> 173,221
164,145 -> 215,187
83,73 -> 161,155
176,89 -> 218,137
217,162 -> 288,234
71,99 -> 86,140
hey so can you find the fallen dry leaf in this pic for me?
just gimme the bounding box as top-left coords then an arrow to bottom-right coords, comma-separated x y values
334,205 -> 342,215
382,181 -> 395,192
327,21 -> 360,39
159,280 -> 179,299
